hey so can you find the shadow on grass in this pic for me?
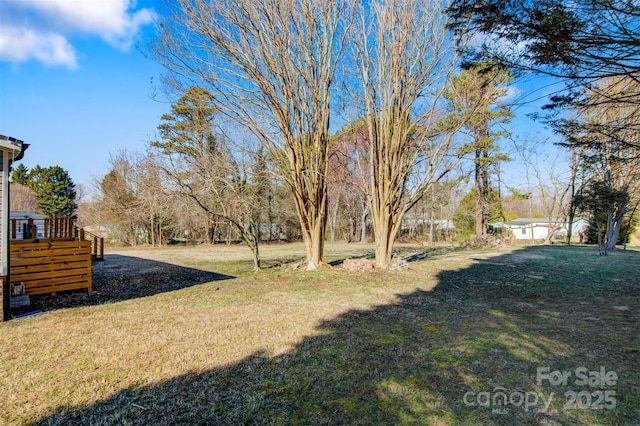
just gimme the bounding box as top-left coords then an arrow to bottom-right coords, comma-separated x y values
34,246 -> 639,425
21,254 -> 234,313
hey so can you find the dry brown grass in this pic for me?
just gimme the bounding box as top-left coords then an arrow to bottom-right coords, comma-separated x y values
1,243 -> 435,423
0,243 -> 638,425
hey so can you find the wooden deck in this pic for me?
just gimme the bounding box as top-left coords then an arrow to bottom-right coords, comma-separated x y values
11,217 -> 76,240
11,217 -> 104,261
10,239 -> 92,295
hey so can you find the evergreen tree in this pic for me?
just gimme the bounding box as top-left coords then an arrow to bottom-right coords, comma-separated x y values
444,63 -> 512,236
575,178 -> 630,255
11,163 -> 29,185
447,0 -> 640,85
453,188 -> 503,239
25,165 -> 78,218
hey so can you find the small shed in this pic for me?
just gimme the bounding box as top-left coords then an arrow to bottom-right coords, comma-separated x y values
1,135 -> 29,321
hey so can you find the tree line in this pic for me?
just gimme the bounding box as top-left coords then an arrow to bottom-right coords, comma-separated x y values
14,0 -> 638,268
448,0 -> 640,253
140,0 -> 522,269
170,0 -> 639,264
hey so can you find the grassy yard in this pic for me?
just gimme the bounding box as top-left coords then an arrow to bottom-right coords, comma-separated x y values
0,243 -> 638,425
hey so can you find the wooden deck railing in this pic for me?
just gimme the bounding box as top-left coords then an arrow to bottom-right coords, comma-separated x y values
76,228 -> 105,261
10,218 -> 104,261
11,218 -> 76,240
8,217 -> 103,296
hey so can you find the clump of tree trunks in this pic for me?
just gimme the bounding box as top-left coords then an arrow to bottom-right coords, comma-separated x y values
83,0 -> 639,272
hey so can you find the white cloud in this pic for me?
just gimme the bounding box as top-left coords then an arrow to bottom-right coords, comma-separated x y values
0,26 -> 77,68
0,0 -> 154,68
501,84 -> 522,103
14,0 -> 155,49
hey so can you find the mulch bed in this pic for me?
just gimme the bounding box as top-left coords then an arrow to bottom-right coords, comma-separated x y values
12,255 -> 231,315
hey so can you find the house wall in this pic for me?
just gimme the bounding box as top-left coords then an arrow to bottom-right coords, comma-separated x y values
507,220 -> 589,241
259,223 -> 287,241
11,220 -> 46,240
0,154 -> 4,272
0,137 -> 28,320
1,151 -> 9,321
509,225 -> 549,240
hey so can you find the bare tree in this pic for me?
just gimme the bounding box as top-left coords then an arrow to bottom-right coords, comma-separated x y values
574,77 -> 640,251
76,193 -> 104,231
148,0 -> 351,270
134,154 -> 175,247
532,158 -> 573,245
352,0 -> 473,267
99,151 -> 149,245
151,87 -> 265,270
329,120 -> 371,243
9,184 -> 38,212
565,145 -> 582,245
512,140 -> 573,244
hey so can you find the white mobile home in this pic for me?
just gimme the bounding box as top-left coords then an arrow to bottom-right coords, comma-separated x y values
498,218 -> 589,241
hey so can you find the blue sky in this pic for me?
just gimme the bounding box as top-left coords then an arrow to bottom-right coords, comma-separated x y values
0,0 -> 167,193
0,0 -> 564,197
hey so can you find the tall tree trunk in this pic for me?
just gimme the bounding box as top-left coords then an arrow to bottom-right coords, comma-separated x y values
566,147 -> 579,245
428,188 -> 436,244
150,213 -> 155,246
475,146 -> 490,237
606,204 -> 627,251
303,216 -> 326,271
360,203 -> 369,243
292,180 -> 328,271
208,220 -> 215,244
607,220 -> 621,251
223,217 -> 262,271
429,202 -> 435,245
329,192 -> 340,243
373,218 -> 395,268
371,195 -> 404,268
475,150 -> 482,237
293,191 -> 328,270
248,226 -> 261,271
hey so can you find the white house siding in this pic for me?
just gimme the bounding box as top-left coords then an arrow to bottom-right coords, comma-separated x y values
508,224 -> 547,240
0,135 -> 28,321
505,219 -> 589,241
1,150 -> 7,321
10,212 -> 48,240
0,151 -> 7,276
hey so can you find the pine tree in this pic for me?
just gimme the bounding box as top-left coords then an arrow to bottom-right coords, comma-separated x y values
444,63 -> 512,236
25,165 -> 78,218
